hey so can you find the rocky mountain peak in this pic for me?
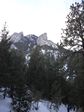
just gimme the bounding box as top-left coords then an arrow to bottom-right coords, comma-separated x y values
37,33 -> 57,47
10,32 -> 59,61
39,33 -> 47,40
10,32 -> 24,43
10,32 -> 57,53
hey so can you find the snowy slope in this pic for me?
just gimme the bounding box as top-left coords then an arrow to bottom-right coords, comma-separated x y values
0,97 -> 76,112
30,101 -> 76,112
0,97 -> 12,112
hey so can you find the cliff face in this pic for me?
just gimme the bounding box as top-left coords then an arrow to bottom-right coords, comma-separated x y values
10,32 -> 57,51
10,32 -> 61,62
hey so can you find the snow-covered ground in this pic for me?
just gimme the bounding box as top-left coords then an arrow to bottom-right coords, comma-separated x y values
0,96 -> 76,112
30,101 -> 76,112
0,97 -> 12,112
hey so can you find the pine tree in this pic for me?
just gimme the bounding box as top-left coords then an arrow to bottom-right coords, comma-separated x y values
0,23 -> 11,98
61,1 -> 84,111
9,50 -> 29,112
61,1 -> 84,54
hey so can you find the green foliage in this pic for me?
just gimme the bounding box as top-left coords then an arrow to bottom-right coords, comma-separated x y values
9,50 -> 28,111
9,50 -> 26,87
12,85 -> 32,112
26,46 -> 69,106
0,24 -> 30,111
61,1 -> 84,110
61,1 -> 84,52
0,23 -> 11,87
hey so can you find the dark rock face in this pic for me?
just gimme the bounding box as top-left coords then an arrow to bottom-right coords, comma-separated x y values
10,32 -> 38,54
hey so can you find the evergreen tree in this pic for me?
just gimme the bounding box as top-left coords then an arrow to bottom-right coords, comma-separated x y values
27,46 -> 68,107
0,23 -> 30,111
0,23 -> 11,98
61,1 -> 84,111
61,1 -> 84,54
9,50 -> 26,96
9,50 -> 30,112
27,46 -> 45,94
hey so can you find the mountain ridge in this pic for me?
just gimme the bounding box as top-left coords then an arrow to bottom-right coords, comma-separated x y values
10,32 -> 62,62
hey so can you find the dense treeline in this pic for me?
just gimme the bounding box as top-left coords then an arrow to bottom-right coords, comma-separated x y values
61,0 -> 84,111
0,24 -> 71,112
0,1 -> 84,112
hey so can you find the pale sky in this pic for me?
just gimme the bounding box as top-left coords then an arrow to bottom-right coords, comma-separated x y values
0,0 -> 81,43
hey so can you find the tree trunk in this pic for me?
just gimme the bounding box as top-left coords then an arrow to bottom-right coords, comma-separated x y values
3,88 -> 6,99
67,105 -> 71,112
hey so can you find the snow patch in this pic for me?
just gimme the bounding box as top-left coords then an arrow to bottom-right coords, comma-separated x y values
30,101 -> 76,112
0,97 -> 12,112
0,98 -> 76,112
11,44 -> 17,49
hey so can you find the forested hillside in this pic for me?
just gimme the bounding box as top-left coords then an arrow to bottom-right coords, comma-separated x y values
0,1 -> 84,112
